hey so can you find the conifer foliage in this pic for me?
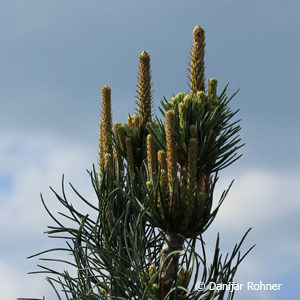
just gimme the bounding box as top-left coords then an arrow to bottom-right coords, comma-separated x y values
29,25 -> 254,300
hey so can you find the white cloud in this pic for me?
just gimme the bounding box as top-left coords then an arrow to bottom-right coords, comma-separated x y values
0,133 -> 98,237
205,169 -> 300,299
0,133 -> 98,298
213,169 -> 300,229
0,259 -> 49,299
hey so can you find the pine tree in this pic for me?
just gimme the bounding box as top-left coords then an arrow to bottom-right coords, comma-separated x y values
29,25 -> 254,300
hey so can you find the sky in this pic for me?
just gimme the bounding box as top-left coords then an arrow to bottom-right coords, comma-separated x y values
0,0 -> 299,299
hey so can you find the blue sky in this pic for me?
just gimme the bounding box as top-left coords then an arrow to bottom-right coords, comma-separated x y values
0,0 -> 299,299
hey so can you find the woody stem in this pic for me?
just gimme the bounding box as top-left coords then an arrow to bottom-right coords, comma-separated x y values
159,232 -> 184,299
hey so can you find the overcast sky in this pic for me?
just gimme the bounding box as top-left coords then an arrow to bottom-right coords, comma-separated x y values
1,1 -> 299,299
